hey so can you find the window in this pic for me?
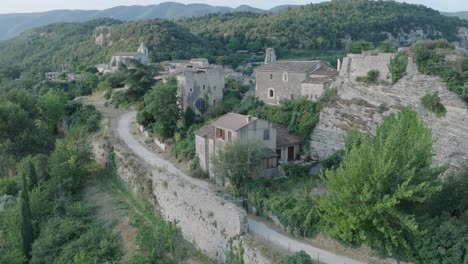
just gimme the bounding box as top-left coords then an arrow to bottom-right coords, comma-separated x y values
270,73 -> 273,80
227,131 -> 232,142
213,100 -> 216,107
263,129 -> 270,140
216,128 -> 225,140
268,88 -> 274,98
189,88 -> 193,93
262,157 -> 278,169
214,86 -> 216,90
195,98 -> 205,112
203,85 -> 206,90
283,72 -> 288,82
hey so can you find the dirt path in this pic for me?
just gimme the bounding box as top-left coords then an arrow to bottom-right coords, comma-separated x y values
118,111 -> 365,264
83,184 -> 138,260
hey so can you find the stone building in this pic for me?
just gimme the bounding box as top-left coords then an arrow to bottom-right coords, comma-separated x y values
195,112 -> 300,179
338,51 -> 395,82
96,42 -> 149,73
157,58 -> 224,114
255,48 -> 338,105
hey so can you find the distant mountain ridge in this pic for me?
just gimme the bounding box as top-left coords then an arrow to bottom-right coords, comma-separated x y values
442,11 -> 468,20
0,2 -> 293,40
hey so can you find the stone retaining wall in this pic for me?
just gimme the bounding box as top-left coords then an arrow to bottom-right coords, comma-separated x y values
93,138 -> 274,263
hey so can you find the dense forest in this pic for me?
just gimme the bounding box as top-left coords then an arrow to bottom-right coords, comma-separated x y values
178,0 -> 468,54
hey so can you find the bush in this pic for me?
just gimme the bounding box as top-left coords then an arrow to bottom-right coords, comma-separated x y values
321,150 -> 344,170
389,52 -> 408,83
421,92 -> 446,117
286,250 -> 313,264
356,70 -> 379,84
0,178 -> 19,196
284,164 -> 310,181
68,104 -> 102,133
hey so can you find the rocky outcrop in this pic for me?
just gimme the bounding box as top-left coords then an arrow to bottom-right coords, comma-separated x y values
311,57 -> 468,171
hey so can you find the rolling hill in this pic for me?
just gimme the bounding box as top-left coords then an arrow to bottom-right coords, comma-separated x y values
0,2 -> 288,41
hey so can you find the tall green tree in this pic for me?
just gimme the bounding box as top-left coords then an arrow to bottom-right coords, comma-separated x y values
18,158 -> 38,190
317,107 -> 445,256
37,90 -> 67,134
211,141 -> 263,196
20,172 -> 34,261
138,78 -> 181,139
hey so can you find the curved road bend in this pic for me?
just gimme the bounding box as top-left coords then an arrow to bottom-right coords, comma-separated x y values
118,111 -> 365,264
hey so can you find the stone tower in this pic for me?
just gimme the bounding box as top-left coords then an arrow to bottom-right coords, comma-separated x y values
138,42 -> 148,55
264,48 -> 277,64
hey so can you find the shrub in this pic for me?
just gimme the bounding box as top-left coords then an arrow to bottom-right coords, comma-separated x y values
286,250 -> 313,264
356,70 -> 379,84
321,150 -> 344,170
421,92 -> 446,117
389,52 -> 408,84
0,178 -> 19,196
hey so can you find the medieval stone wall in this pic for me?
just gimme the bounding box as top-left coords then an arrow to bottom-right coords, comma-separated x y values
340,53 -> 394,82
93,138 -> 274,263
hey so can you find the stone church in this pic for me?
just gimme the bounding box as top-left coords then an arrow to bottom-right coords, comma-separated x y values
255,48 -> 338,105
96,42 -> 149,73
157,58 -> 225,114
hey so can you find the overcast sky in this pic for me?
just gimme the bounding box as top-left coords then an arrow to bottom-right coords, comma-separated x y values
0,0 -> 466,14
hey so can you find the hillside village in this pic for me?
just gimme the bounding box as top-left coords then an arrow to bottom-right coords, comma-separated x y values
0,1 -> 468,264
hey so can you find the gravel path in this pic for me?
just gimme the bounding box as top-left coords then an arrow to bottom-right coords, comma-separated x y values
118,111 -> 365,264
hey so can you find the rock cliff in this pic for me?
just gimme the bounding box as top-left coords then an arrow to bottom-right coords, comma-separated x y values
311,56 -> 468,171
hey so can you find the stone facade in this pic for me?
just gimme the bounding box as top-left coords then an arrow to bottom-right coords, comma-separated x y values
195,113 -> 300,178
158,59 -> 224,114
177,68 -> 224,114
311,56 -> 468,172
255,48 -> 338,105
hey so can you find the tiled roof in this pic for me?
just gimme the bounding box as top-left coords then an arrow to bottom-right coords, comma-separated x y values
256,60 -> 338,76
276,126 -> 300,147
212,113 -> 257,131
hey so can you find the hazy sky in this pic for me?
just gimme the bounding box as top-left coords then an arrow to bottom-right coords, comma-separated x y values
0,0 -> 466,14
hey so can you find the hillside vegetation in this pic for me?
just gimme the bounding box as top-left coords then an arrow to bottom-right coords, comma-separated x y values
179,0 -> 468,54
0,19 -> 212,78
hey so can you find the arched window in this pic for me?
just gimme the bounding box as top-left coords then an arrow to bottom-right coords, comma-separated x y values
268,88 -> 274,98
195,98 -> 205,112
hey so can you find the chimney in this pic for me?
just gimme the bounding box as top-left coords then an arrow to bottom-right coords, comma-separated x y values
246,115 -> 252,123
337,59 -> 342,71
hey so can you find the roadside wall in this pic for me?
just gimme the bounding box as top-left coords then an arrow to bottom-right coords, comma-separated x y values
93,137 -> 274,263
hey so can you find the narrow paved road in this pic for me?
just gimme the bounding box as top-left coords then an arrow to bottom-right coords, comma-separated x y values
118,111 -> 365,264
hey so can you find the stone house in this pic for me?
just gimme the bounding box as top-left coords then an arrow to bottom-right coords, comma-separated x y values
255,48 -> 338,105
96,42 -> 149,73
195,112 -> 300,179
157,58 -> 224,114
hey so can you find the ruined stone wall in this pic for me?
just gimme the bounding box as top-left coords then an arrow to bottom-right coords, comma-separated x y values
93,138 -> 274,263
340,53 -> 394,82
311,58 -> 468,171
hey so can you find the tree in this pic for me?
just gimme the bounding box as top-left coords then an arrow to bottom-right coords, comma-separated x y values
211,141 -> 263,196
20,172 -> 34,261
18,158 -> 38,190
389,52 -> 408,84
38,90 -> 67,133
317,107 -> 445,257
124,60 -> 158,101
345,40 -> 374,54
183,107 -> 196,129
138,78 -> 181,139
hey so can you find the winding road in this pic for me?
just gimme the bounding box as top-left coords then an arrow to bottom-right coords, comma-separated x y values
118,111 -> 365,264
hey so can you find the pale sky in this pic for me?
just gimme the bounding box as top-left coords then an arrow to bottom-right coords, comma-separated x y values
0,0 -> 466,14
